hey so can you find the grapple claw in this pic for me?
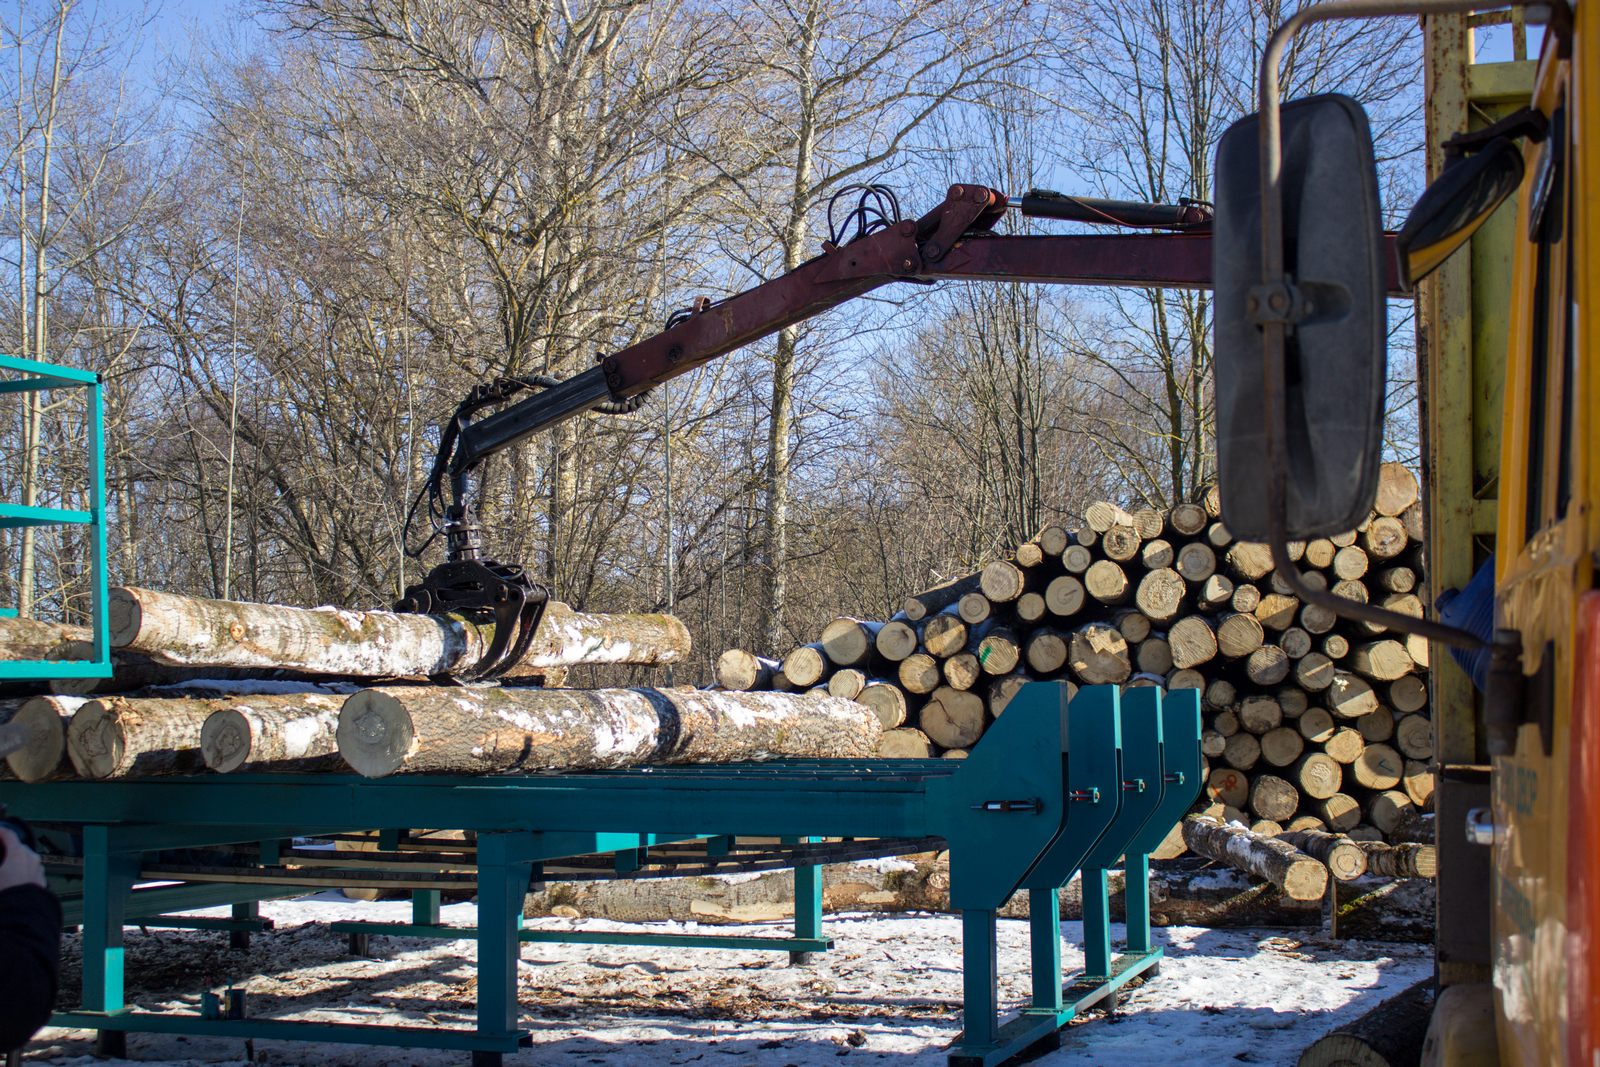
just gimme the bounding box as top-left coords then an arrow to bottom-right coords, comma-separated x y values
396,558 -> 548,680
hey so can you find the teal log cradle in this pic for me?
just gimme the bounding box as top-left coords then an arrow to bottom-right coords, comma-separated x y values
0,684 -> 1200,1067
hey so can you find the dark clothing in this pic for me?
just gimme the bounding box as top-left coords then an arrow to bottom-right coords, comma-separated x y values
0,883 -> 61,1051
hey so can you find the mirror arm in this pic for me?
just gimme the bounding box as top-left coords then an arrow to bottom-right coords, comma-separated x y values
1256,0 -> 1513,655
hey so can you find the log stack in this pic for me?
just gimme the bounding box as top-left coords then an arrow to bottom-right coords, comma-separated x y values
716,462 -> 1434,851
1,589 -> 882,781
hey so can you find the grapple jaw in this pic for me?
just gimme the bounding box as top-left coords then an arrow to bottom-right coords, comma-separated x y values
395,557 -> 549,681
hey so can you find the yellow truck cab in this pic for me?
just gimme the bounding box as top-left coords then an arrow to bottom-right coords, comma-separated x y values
1485,3 -> 1596,1063
1212,2 -> 1592,1063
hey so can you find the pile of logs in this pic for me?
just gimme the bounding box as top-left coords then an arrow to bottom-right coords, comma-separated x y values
717,463 -> 1434,852
0,588 -> 881,781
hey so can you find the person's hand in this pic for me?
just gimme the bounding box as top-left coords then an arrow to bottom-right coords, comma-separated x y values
0,826 -> 45,891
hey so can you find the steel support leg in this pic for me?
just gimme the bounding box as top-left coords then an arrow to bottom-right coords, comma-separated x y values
1124,854 -> 1152,954
1082,867 -> 1112,980
81,825 -> 136,1057
413,889 -> 442,926
475,833 -> 533,1067
790,839 -> 822,966
961,909 -> 999,1050
230,901 -> 258,950
1027,888 -> 1063,1015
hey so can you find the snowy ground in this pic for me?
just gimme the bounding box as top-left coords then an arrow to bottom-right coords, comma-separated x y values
23,896 -> 1431,1067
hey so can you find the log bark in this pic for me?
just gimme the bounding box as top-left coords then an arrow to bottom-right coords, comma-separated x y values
1358,841 -> 1437,879
3,694 -> 83,781
715,650 -> 778,692
1181,816 -> 1328,901
1297,977 -> 1433,1067
0,614 -> 90,662
200,694 -> 347,773
902,572 -> 983,622
337,686 -> 880,777
110,587 -> 691,676
1278,830 -> 1368,882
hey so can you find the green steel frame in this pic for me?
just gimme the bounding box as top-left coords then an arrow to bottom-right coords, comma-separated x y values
0,352 -> 111,679
0,683 -> 1201,1067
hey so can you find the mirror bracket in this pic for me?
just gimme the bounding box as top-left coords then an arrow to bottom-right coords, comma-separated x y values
1247,280 -> 1307,326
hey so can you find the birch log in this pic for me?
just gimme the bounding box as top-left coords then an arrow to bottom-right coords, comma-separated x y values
200,694 -> 348,773
67,694 -> 333,779
109,587 -> 690,676
336,686 -> 880,777
1181,815 -> 1329,901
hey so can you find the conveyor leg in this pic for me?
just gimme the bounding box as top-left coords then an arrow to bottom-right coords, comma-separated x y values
470,1054 -> 501,1067
1082,867 -> 1112,980
93,1030 -> 126,1058
1124,854 -> 1152,954
476,833 -> 533,1054
230,902 -> 258,950
1027,888 -> 1063,1014
790,846 -> 822,967
80,826 -> 137,1019
413,888 -> 442,926
347,932 -> 372,956
961,909 -> 999,1049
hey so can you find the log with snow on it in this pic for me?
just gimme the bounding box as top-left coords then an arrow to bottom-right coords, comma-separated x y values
336,686 -> 881,777
1181,814 -> 1329,901
108,587 -> 690,677
201,693 -> 348,773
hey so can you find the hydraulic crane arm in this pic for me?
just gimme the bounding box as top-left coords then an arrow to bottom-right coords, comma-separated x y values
401,179 -> 1392,678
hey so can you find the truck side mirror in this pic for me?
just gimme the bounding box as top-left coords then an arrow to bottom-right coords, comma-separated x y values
1395,137 -> 1524,288
1213,94 -> 1386,540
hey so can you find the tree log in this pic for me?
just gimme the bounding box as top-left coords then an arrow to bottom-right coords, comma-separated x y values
988,673 -> 1030,715
1395,713 -> 1433,759
1328,671 -> 1380,718
1238,695 -> 1282,734
1181,816 -> 1328,901
1358,840 -> 1436,879
1226,542 -> 1274,581
958,592 -> 992,625
874,620 -> 920,662
1136,636 -> 1173,676
1250,774 -> 1298,821
1084,560 -> 1130,605
715,650 -> 778,691
1357,705 -> 1396,743
1037,526 -> 1071,557
1349,640 -> 1415,682
1298,707 -> 1336,743
1216,613 -> 1265,659
828,668 -> 868,701
68,695 -> 270,778
1197,574 -> 1234,612
1352,743 -> 1404,790
819,618 -> 883,667
1068,622 -> 1131,685
1176,542 -> 1217,583
921,612 -> 968,658
1246,645 -> 1290,686
3,695 -> 84,781
1278,830 -> 1368,882
337,686 -> 880,776
1207,768 -> 1250,807
1100,524 -> 1142,562
898,653 -> 942,695
1369,790 -> 1416,835
1085,501 -> 1133,532
942,652 -> 982,692
1016,592 -> 1048,624
1135,568 -> 1186,623
1045,576 -> 1085,618
1375,462 -> 1421,517
1318,793 -> 1362,832
877,727 -> 935,758
859,681 -> 914,729
1141,538 -> 1175,570
1324,727 -> 1366,764
902,572 -> 983,622
977,627 -> 1021,676
1170,502 -> 1208,535
110,587 -> 690,676
1231,583 -> 1263,614
921,686 -> 986,749
1152,617 -> 1211,675
1295,752 -> 1343,799
1260,726 -> 1304,768
782,644 -> 830,688
1296,977 -> 1433,1067
980,560 -> 1037,603
1223,732 -> 1261,771
200,694 -> 347,773
1061,544 -> 1093,574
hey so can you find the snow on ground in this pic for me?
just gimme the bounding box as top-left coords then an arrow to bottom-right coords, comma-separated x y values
24,895 -> 1430,1067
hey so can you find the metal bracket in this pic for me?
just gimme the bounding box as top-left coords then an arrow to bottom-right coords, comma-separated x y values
1246,279 -> 1307,326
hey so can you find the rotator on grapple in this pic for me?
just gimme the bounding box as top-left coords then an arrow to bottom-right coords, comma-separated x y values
397,182 -> 1215,677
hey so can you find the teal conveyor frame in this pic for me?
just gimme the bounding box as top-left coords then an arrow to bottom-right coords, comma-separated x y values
0,352 -> 112,680
0,683 -> 1201,1067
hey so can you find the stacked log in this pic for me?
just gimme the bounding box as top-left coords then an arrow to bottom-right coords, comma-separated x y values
716,462 -> 1434,855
